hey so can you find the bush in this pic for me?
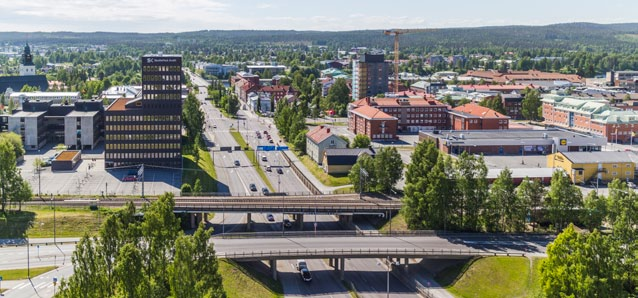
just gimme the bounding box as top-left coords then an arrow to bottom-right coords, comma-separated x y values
181,183 -> 192,193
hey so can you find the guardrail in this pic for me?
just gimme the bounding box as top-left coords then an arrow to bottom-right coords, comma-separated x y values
215,230 -> 555,239
218,247 -> 526,260
281,151 -> 323,195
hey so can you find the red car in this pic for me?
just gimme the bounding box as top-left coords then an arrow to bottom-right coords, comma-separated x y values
122,175 -> 137,181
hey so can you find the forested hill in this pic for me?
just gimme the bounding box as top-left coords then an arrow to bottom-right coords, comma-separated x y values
2,22 -> 638,52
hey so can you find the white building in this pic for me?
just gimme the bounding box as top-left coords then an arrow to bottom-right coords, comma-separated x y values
10,92 -> 81,109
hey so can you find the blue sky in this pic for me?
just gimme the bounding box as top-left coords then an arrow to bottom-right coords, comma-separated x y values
1,0 -> 636,33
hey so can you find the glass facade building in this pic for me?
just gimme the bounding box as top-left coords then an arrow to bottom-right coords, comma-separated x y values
104,55 -> 182,168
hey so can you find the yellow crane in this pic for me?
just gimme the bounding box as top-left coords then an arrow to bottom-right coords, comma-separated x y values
384,28 -> 435,93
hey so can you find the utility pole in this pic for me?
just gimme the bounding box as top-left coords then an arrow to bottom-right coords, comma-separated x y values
51,194 -> 56,243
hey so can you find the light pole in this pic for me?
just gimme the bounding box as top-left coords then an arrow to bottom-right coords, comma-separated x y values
359,168 -> 369,199
26,238 -> 30,279
51,195 -> 56,244
378,256 -> 399,298
521,141 -> 525,165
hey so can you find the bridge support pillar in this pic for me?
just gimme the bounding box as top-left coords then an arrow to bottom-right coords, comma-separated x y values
338,214 -> 353,229
297,214 -> 304,230
338,257 -> 345,281
204,213 -> 208,222
246,213 -> 252,231
403,258 -> 409,272
190,213 -> 196,229
333,258 -> 340,271
328,258 -> 334,267
269,259 -> 277,281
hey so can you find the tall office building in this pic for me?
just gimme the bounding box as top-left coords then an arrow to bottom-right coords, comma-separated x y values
104,55 -> 183,168
352,52 -> 389,100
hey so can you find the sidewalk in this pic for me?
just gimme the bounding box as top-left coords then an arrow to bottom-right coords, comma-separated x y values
0,238 -> 81,247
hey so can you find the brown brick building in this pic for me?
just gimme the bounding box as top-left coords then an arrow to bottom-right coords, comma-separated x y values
349,96 -> 448,133
348,105 -> 398,140
449,103 -> 510,130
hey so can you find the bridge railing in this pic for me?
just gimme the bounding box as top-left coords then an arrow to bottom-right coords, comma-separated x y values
214,230 -> 555,239
217,247 -> 526,260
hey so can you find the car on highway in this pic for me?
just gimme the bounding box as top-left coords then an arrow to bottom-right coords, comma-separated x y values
261,155 -> 267,162
234,160 -> 240,166
269,139 -> 274,143
249,183 -> 257,191
263,130 -> 268,135
276,168 -> 283,174
266,213 -> 275,221
283,218 -> 292,228
296,259 -> 307,270
122,175 -> 137,182
266,166 -> 272,172
262,187 -> 269,195
300,268 -> 312,282
213,124 -> 217,129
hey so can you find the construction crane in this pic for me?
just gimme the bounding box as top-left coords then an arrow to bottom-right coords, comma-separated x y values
384,28 -> 435,93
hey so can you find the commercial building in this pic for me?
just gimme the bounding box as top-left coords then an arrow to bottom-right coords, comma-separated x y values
464,70 -> 584,88
548,151 -> 637,184
247,65 -> 286,75
306,125 -> 348,165
203,63 -> 239,77
449,103 -> 510,130
104,55 -> 182,168
419,129 -> 606,156
352,52 -> 389,99
542,94 -> 638,143
10,92 -> 81,108
348,105 -> 398,140
7,99 -> 103,150
349,96 -> 448,133
607,70 -> 638,87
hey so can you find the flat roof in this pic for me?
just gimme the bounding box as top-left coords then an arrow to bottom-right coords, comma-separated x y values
11,111 -> 47,117
66,110 -> 99,117
560,151 -> 636,164
422,129 -> 603,140
487,167 -> 559,179
106,98 -> 131,112
55,150 -> 80,161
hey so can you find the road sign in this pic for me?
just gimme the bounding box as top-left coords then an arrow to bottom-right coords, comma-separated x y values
53,277 -> 57,285
276,146 -> 289,151
0,276 -> 3,281
257,145 -> 276,151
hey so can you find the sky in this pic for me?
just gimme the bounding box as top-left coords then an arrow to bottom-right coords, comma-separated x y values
1,0 -> 637,33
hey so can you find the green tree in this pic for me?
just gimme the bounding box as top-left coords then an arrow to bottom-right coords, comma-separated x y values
114,243 -> 146,297
323,78 -> 349,114
193,178 -> 202,194
547,170 -> 583,230
581,190 -> 607,231
226,93 -> 240,116
182,93 -> 204,143
0,139 -> 20,213
454,152 -> 488,231
373,146 -> 403,193
181,183 -> 192,194
516,177 -> 545,231
485,168 -> 519,232
0,132 -> 26,158
402,141 -> 439,229
351,134 -> 371,148
521,88 -> 542,120
348,154 -> 376,193
478,95 -> 505,115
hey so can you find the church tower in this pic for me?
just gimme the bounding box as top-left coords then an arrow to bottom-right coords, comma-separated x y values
19,43 -> 36,76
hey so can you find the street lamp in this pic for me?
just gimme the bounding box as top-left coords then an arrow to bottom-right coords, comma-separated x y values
521,141 -> 526,165
377,256 -> 400,298
51,195 -> 56,244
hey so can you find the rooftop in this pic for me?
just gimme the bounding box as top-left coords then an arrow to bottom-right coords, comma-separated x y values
559,151 -> 636,164
464,70 -> 584,84
350,105 -> 397,120
306,125 -> 338,144
55,150 -> 80,161
451,103 -> 509,119
106,98 -> 131,112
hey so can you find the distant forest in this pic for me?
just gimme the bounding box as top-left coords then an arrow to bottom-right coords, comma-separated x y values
2,22 -> 638,53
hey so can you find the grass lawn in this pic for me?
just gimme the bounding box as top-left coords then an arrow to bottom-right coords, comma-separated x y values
299,155 -> 350,187
0,266 -> 58,280
0,206 -> 116,238
332,185 -> 355,194
183,147 -> 217,193
435,256 -> 544,298
229,130 -> 276,192
219,259 -> 283,298
378,212 -> 408,233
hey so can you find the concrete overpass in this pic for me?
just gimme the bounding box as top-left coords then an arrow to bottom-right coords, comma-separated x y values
212,233 -> 552,280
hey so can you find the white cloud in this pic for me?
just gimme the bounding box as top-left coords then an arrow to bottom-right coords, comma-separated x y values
257,3 -> 272,9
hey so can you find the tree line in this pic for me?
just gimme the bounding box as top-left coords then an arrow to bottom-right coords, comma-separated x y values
57,193 -> 225,297
402,141 -> 588,232
0,132 -> 32,213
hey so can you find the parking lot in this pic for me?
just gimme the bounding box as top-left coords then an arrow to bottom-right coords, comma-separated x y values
18,146 -> 181,197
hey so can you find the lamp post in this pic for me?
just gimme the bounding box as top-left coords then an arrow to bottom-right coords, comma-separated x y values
521,141 -> 525,165
378,256 -> 399,298
359,168 -> 369,199
51,195 -> 56,244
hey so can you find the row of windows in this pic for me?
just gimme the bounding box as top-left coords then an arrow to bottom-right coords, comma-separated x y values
106,143 -> 180,150
142,84 -> 180,91
143,93 -> 181,100
382,107 -> 445,113
106,115 -> 180,122
142,65 -> 181,72
142,75 -> 180,82
106,152 -> 180,160
373,134 -> 393,139
406,113 -> 445,118
105,133 -> 181,141
106,124 -> 180,131
406,119 -> 444,124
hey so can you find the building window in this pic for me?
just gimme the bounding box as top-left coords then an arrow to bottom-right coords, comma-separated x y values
612,172 -> 618,176
626,171 -> 632,176
613,164 -> 618,168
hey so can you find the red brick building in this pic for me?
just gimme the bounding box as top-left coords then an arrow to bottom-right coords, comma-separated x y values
259,85 -> 298,105
348,105 -> 398,140
349,96 -> 448,133
449,103 -> 510,130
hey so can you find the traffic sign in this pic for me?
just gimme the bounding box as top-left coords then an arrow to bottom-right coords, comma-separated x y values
0,275 -> 3,281
257,145 -> 276,151
276,146 -> 289,151
53,277 -> 58,285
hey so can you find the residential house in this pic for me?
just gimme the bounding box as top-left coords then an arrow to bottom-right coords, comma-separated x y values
306,125 -> 348,165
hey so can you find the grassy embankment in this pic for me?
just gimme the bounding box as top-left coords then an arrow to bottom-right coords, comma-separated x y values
0,266 -> 58,280
435,256 -> 545,298
229,129 -> 275,192
183,146 -> 218,193
219,259 -> 283,298
298,155 -> 350,187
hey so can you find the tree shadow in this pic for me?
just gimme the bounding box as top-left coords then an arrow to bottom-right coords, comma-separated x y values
0,210 -> 36,240
432,257 -> 477,288
228,260 -> 283,296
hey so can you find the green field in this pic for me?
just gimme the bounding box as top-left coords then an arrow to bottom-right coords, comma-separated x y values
0,266 -> 58,280
183,147 -> 217,193
299,155 -> 350,187
0,206 -> 115,238
378,212 -> 408,233
435,256 -> 545,298
219,260 -> 283,298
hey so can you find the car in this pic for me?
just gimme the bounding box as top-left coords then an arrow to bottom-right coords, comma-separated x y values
269,139 -> 274,143
300,268 -> 312,282
213,124 -> 217,129
234,160 -> 240,166
257,135 -> 262,139
266,166 -> 272,172
296,259 -> 307,270
262,187 -> 270,195
276,168 -> 283,174
266,213 -> 275,221
249,183 -> 257,191
122,175 -> 137,182
283,218 -> 292,228
263,130 -> 268,135
261,155 -> 267,162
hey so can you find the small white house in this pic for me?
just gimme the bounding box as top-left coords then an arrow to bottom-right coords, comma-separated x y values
306,125 -> 348,165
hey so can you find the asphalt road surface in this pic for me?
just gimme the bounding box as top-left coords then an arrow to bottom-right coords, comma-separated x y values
277,259 -> 351,298
345,258 -> 416,298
